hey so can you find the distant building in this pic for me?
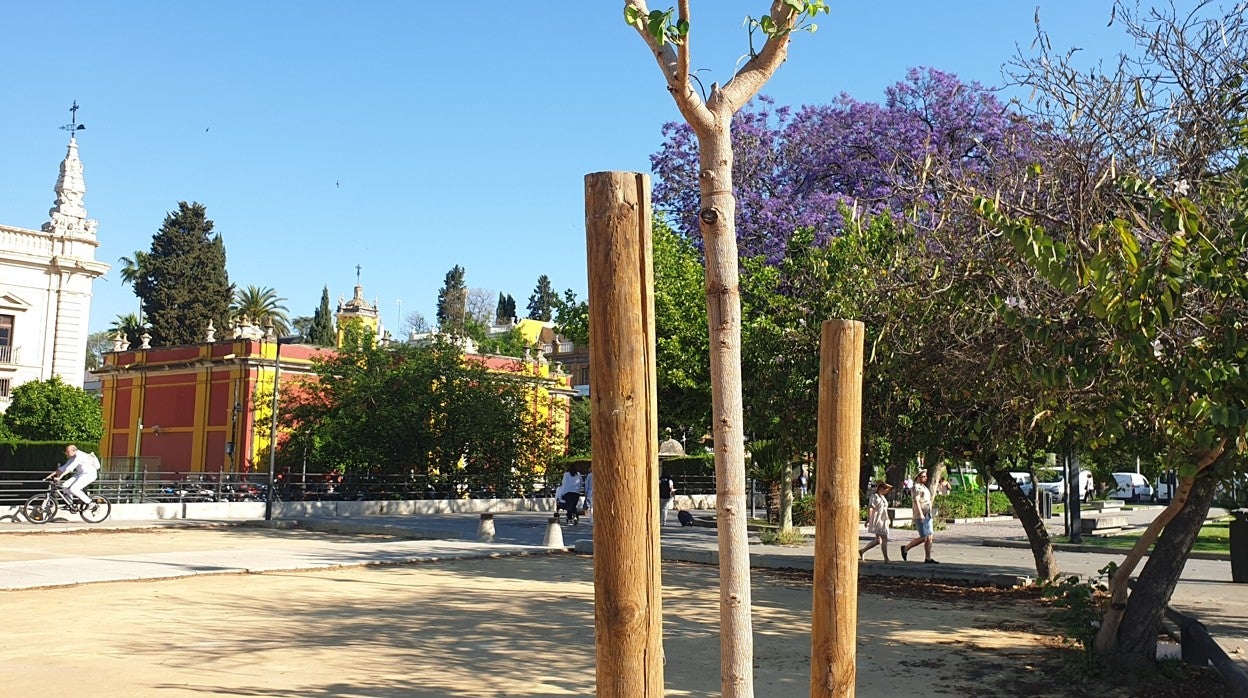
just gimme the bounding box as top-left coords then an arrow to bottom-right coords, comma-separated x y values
0,135 -> 108,410
94,287 -> 576,475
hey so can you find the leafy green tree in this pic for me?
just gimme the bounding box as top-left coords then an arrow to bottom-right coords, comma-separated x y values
475,327 -> 532,358
134,202 -> 231,347
566,398 -> 592,457
231,285 -> 290,336
290,316 -> 313,339
979,0 -> 1248,666
653,220 -> 710,440
308,286 -> 336,346
84,330 -> 113,371
526,275 -> 558,321
435,265 -> 467,332
553,289 -> 588,347
2,376 -> 103,442
279,337 -> 561,493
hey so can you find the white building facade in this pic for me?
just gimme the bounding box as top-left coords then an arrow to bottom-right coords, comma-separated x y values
0,136 -> 108,410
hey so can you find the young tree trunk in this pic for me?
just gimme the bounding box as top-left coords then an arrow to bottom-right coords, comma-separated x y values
780,467 -> 793,531
991,465 -> 1059,580
625,5 -> 804,693
1095,444 -> 1223,655
699,121 -> 755,695
1110,472 -> 1218,667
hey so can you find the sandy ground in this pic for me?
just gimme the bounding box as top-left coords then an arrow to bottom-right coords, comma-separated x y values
0,529 -> 1071,697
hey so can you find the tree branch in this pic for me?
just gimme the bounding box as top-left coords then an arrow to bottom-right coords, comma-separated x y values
625,0 -> 712,132
718,2 -> 799,111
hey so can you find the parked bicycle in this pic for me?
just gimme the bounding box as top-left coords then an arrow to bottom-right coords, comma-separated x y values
23,478 -> 112,524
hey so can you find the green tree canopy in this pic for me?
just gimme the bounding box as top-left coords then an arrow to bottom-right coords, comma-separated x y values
308,286 -> 336,346
436,265 -> 468,332
2,376 -> 103,442
526,275 -> 557,321
652,219 -> 710,439
84,330 -> 113,371
279,337 -> 562,493
134,202 -> 231,346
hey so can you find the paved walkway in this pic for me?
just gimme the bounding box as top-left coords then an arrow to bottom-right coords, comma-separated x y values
1,508 -> 1244,671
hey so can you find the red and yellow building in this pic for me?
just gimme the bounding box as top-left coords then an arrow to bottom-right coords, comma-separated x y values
95,338 -> 325,475
95,334 -> 575,476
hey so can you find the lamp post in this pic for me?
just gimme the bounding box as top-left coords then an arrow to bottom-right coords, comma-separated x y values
266,335 -> 302,521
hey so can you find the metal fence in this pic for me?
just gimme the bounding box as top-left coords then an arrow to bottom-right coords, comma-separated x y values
0,469 -> 723,506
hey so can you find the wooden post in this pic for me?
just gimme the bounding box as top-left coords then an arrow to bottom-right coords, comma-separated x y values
585,171 -> 663,695
810,319 -> 864,698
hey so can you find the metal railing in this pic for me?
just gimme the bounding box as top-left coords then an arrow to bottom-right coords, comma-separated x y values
1,469 -> 723,506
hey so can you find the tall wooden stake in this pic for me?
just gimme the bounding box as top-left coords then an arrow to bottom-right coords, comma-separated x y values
810,319 -> 864,698
585,171 -> 663,695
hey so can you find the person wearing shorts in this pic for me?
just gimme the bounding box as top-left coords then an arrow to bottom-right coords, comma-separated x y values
900,470 -> 938,564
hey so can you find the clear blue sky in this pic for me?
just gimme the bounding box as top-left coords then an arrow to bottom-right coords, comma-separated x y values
1,2 -> 1132,337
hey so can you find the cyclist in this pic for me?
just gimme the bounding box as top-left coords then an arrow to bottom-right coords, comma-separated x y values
46,444 -> 101,509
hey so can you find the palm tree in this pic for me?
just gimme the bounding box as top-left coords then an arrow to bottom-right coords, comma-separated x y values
118,251 -> 148,321
109,313 -> 146,348
231,285 -> 291,337
747,438 -> 797,531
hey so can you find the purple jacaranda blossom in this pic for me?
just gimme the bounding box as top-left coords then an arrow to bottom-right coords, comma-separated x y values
651,67 -> 1036,262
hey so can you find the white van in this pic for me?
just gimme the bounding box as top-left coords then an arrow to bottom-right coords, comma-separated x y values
1111,472 -> 1154,502
1154,470 -> 1177,503
1038,470 -> 1095,502
988,472 -> 1033,496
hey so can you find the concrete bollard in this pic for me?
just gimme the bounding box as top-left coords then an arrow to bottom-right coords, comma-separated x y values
543,516 -> 565,548
478,513 -> 496,543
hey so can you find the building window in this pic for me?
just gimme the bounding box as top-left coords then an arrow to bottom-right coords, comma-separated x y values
0,314 -> 12,364
0,378 -> 10,398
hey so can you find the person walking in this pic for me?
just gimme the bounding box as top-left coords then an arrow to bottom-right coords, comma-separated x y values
859,481 -> 893,562
658,471 -> 676,525
582,469 -> 593,517
900,470 -> 938,563
556,463 -> 584,524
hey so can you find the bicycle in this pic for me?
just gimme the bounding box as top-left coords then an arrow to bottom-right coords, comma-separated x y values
23,478 -> 112,524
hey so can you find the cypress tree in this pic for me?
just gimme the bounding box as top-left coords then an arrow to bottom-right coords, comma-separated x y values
494,293 -> 517,324
134,202 -> 231,346
526,275 -> 557,321
308,286 -> 336,346
436,265 -> 467,331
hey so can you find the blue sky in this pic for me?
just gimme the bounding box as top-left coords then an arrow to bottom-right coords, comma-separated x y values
1,2 -> 1133,337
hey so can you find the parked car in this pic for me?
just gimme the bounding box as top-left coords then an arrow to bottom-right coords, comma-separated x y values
1110,472 -> 1154,502
1038,470 -> 1095,502
988,472 -> 1033,496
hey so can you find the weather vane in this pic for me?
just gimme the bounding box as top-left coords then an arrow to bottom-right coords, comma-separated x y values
60,101 -> 86,138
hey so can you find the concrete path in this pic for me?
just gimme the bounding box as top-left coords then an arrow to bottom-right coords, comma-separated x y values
1,508 -> 1244,671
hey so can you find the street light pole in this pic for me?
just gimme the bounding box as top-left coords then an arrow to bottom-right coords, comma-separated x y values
265,335 -> 301,521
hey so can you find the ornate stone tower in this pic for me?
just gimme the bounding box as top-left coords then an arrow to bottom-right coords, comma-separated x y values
334,272 -> 380,348
0,110 -> 109,407
40,134 -> 109,383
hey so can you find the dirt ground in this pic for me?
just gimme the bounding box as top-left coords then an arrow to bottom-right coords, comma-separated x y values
0,530 -> 1230,697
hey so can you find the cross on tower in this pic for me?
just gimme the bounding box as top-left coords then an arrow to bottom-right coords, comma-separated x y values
355,264 -> 362,285
60,101 -> 86,138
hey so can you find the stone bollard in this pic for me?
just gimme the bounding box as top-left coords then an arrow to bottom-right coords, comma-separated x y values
543,516 -> 565,548
478,513 -> 496,543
